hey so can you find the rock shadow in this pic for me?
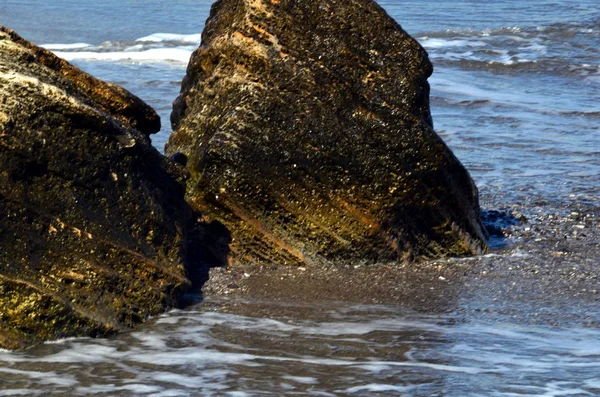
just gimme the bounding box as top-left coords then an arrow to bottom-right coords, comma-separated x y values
184,218 -> 232,296
481,209 -> 527,249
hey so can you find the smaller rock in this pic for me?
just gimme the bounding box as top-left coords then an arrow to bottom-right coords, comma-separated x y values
0,26 -> 196,350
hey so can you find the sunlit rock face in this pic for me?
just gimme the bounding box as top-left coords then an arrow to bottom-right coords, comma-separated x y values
167,0 -> 488,268
0,26 -> 194,350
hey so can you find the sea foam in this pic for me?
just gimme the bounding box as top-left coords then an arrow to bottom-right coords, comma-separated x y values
40,32 -> 202,65
52,48 -> 193,64
135,32 -> 202,43
40,43 -> 91,50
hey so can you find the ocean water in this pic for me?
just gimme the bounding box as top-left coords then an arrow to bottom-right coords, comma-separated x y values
1,0 -> 599,396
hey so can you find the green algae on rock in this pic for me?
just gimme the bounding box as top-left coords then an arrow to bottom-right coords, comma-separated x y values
167,0 -> 489,268
0,26 -> 193,350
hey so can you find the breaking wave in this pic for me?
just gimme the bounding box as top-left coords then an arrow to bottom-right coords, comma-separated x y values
41,32 -> 201,65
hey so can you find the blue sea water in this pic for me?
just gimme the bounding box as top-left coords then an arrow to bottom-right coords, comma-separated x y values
0,1 -> 599,396
2,0 -> 598,203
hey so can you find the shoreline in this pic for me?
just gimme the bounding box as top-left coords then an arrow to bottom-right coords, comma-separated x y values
201,204 -> 599,324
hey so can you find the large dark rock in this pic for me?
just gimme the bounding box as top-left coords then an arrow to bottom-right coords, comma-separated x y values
167,0 -> 488,267
0,27 -> 194,350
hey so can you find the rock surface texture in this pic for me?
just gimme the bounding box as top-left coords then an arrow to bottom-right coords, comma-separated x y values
167,0 -> 488,267
0,26 -> 193,350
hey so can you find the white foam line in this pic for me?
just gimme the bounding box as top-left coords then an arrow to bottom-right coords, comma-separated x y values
75,384 -> 163,395
354,360 -> 491,375
53,48 -> 193,64
145,391 -> 189,397
147,371 -> 227,388
0,390 -> 39,396
236,354 -> 492,375
16,337 -> 488,376
419,37 -> 487,49
196,312 -> 442,336
136,32 -> 202,43
585,379 -> 600,389
343,383 -> 416,394
41,43 -> 91,50
0,368 -> 78,387
282,375 -> 320,385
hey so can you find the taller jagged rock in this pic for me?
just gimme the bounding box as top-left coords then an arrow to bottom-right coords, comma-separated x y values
167,0 -> 488,267
0,26 -> 194,350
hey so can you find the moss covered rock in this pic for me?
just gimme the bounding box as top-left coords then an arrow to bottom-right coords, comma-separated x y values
0,26 -> 193,350
167,0 -> 488,268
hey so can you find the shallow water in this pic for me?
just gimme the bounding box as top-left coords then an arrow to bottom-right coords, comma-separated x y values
2,297 -> 600,396
0,0 -> 599,395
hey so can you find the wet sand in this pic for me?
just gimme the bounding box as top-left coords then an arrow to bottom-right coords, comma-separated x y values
202,204 -> 599,325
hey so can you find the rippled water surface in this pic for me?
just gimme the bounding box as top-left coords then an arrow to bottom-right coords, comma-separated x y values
0,0 -> 599,395
2,297 -> 600,396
